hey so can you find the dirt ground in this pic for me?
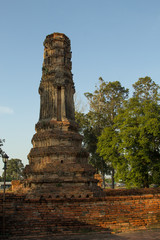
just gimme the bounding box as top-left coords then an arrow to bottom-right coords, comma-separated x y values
3,228 -> 160,240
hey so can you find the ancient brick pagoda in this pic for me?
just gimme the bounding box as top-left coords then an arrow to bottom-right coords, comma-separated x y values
1,33 -> 160,238
23,33 -> 103,198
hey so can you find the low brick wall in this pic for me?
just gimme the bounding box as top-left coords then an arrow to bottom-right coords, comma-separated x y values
0,189 -> 160,238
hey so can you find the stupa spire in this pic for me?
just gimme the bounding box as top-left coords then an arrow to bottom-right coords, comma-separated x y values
22,33 -> 104,198
39,33 -> 75,122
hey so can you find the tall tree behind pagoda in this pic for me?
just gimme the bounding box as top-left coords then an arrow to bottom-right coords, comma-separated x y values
75,110 -> 110,188
98,76 -> 160,188
82,78 -> 129,188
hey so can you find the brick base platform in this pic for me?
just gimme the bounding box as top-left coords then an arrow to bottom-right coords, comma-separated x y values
1,188 -> 160,239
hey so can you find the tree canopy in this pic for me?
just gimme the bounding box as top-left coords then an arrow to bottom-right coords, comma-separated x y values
84,77 -> 129,128
0,139 -> 5,157
97,76 -> 160,188
2,158 -> 24,181
75,78 -> 129,188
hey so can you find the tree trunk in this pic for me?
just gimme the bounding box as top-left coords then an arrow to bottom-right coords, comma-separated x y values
101,158 -> 106,188
111,168 -> 115,189
102,172 -> 106,189
143,173 -> 149,188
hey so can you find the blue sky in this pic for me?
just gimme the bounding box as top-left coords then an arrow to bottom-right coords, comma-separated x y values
0,0 -> 160,174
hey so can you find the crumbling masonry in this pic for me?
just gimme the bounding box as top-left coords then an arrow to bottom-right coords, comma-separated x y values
23,33 -> 103,198
1,33 -> 160,237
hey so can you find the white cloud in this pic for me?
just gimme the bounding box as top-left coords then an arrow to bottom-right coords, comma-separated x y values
0,106 -> 14,114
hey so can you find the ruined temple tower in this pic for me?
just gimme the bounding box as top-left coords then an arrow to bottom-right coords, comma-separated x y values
24,33 -> 103,198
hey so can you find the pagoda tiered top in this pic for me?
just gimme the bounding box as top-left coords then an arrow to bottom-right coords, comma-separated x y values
39,32 -> 75,122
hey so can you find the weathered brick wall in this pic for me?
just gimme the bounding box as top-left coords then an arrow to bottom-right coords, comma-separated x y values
0,190 -> 160,238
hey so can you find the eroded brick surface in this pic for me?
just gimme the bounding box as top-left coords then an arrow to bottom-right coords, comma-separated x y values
6,34 -> 160,239
14,33 -> 104,199
0,190 -> 160,238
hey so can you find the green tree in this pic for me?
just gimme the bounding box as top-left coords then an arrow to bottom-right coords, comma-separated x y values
97,125 -> 125,185
113,76 -> 160,188
85,78 -> 129,188
3,158 -> 24,181
116,103 -> 160,187
75,111 -> 110,187
133,76 -> 159,102
0,139 -> 5,156
76,78 -> 128,188
84,78 -> 129,128
0,139 -> 5,181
